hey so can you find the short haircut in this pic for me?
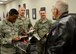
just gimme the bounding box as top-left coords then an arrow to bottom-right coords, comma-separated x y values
40,7 -> 46,11
56,1 -> 68,13
9,9 -> 19,16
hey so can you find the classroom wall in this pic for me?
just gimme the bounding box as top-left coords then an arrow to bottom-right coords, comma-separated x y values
0,0 -> 75,25
5,0 -> 57,26
68,0 -> 76,13
0,5 -> 6,21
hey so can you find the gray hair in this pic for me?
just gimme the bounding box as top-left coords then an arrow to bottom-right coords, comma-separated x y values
56,1 -> 68,13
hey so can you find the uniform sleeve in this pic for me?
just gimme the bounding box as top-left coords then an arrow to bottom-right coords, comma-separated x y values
49,19 -> 53,25
0,22 -> 13,44
0,22 -> 8,44
33,21 -> 41,40
0,22 -> 3,44
28,18 -> 33,29
48,19 -> 53,29
34,21 -> 39,34
0,22 -> 3,38
27,18 -> 34,35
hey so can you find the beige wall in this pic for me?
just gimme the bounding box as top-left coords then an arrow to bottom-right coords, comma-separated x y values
0,5 -> 6,21
5,0 -> 57,26
6,0 -> 20,12
0,0 -> 75,25
68,0 -> 76,13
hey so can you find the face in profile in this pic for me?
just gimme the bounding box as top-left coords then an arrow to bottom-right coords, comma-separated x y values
51,6 -> 59,20
9,14 -> 18,23
39,11 -> 46,19
19,7 -> 26,16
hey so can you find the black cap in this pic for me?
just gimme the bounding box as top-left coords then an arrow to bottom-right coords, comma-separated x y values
9,9 -> 18,16
40,7 -> 46,11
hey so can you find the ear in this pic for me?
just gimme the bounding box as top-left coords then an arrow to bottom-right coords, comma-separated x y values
18,4 -> 21,8
23,4 -> 26,9
56,9 -> 58,15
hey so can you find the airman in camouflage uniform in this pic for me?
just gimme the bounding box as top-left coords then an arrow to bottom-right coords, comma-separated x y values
34,8 -> 52,54
0,9 -> 19,54
16,16 -> 32,35
34,19 -> 52,38
15,6 -> 32,54
16,6 -> 32,36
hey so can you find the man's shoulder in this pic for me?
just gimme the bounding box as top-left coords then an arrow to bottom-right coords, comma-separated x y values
26,18 -> 30,21
46,19 -> 52,23
35,19 -> 41,24
67,15 -> 76,28
0,21 -> 3,27
0,20 -> 6,28
59,15 -> 71,24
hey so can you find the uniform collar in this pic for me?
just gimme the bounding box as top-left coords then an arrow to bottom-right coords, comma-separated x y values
60,11 -> 68,19
39,18 -> 48,23
4,19 -> 15,27
18,16 -> 26,20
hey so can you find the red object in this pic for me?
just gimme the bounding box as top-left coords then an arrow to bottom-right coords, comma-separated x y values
15,36 -> 20,41
23,40 -> 29,44
23,34 -> 29,44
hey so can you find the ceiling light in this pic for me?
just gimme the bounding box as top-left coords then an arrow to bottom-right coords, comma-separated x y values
0,0 -> 7,1
3,0 -> 7,1
0,2 -> 3,4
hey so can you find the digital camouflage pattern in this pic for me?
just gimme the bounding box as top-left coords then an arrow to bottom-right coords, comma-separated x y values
16,16 -> 32,35
34,18 -> 52,38
0,19 -> 19,54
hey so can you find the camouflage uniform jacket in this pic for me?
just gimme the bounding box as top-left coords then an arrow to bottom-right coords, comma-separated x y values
16,16 -> 32,35
34,18 -> 52,38
0,19 -> 18,45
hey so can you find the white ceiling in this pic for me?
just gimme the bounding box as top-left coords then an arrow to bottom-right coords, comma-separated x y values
0,0 -> 15,5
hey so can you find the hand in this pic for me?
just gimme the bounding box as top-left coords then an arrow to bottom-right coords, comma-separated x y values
28,29 -> 34,34
12,36 -> 20,42
13,36 -> 20,41
12,36 -> 21,43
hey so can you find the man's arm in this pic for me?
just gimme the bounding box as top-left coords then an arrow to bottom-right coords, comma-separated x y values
51,23 -> 69,49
